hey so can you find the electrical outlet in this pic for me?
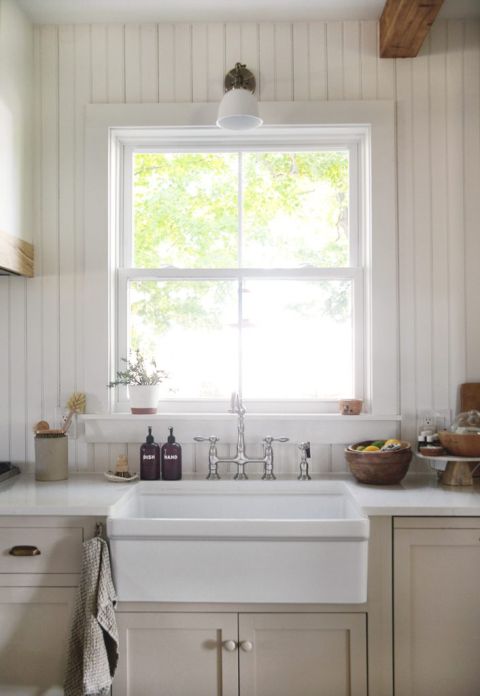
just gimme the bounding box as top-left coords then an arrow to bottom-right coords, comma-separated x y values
417,411 -> 435,432
416,409 -> 452,432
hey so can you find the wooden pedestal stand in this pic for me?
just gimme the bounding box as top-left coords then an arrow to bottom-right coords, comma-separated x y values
417,453 -> 480,486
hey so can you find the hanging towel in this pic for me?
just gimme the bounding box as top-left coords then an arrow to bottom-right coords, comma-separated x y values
64,536 -> 119,696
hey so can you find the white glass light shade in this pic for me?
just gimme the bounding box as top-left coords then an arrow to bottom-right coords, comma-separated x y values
216,88 -> 263,130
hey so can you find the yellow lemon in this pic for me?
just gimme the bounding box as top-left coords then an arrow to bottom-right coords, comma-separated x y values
384,438 -> 401,446
363,445 -> 380,452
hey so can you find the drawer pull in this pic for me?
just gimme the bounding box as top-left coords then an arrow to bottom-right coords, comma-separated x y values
9,545 -> 41,557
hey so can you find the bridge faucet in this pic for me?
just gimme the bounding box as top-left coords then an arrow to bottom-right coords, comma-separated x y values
194,392 -> 289,480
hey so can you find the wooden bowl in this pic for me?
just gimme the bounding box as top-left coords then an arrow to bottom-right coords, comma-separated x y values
438,431 -> 480,458
345,441 -> 412,485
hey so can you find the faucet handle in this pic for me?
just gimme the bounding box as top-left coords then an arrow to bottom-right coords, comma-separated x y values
194,436 -> 220,444
263,436 -> 289,445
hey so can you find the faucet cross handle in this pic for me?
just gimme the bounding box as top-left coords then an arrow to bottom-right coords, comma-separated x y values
194,436 -> 221,480
263,436 -> 289,445
262,436 -> 289,481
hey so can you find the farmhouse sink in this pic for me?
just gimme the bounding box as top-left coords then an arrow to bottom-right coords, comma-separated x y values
107,480 -> 369,604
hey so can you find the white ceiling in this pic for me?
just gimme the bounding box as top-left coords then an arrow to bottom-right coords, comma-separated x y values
16,0 -> 480,24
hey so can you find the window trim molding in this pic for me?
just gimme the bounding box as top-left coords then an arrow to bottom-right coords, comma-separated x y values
84,100 -> 397,420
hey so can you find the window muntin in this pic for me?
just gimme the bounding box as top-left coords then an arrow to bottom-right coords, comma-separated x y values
119,138 -> 363,404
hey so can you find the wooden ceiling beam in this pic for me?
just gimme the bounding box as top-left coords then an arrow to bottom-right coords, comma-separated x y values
380,0 -> 444,58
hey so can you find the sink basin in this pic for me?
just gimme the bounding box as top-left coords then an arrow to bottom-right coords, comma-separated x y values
107,480 -> 369,604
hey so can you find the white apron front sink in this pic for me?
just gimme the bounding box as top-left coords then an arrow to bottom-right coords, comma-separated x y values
107,480 -> 369,604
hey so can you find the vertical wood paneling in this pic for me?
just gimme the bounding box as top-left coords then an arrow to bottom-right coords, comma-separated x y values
446,21 -> 466,413
9,280 -> 27,466
258,23 -> 275,101
0,281 -> 10,461
11,19 -> 480,471
429,22 -> 450,412
192,24 -> 208,102
396,58 -> 417,451
73,24 -> 91,470
326,22 -> 344,99
412,43 -> 432,412
293,23 -> 309,100
107,24 -> 125,103
308,22 -> 327,100
58,25 -> 76,423
206,23 -> 224,102
360,21 -> 377,99
26,27 -> 44,468
240,23 -> 259,77
463,21 -> 480,380
225,23 -> 241,69
274,23 -> 293,100
174,24 -> 192,102
139,24 -> 159,102
158,24 -> 175,102
90,25 -> 108,102
343,22 -> 361,99
124,24 -> 141,103
39,25 -> 60,427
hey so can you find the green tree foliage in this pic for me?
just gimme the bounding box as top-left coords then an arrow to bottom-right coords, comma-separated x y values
131,150 -> 349,345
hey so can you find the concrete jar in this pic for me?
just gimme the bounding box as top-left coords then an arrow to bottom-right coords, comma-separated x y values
35,434 -> 68,481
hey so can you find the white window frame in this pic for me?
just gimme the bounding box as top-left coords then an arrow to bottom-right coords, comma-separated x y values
83,101 -> 398,441
116,132 -> 364,413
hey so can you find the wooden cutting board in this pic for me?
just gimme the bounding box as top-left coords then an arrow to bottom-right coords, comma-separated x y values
460,383 -> 480,412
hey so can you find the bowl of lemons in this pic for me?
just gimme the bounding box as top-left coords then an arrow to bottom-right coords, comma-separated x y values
345,439 -> 412,485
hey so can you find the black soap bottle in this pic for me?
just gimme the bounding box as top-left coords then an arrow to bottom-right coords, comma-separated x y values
161,427 -> 182,480
140,427 -> 160,480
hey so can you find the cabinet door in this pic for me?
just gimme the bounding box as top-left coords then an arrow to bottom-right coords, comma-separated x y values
238,613 -> 367,696
394,528 -> 480,696
0,587 -> 75,696
114,612 -> 238,696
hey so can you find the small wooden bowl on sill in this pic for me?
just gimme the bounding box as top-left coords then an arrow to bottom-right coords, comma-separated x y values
345,440 -> 412,485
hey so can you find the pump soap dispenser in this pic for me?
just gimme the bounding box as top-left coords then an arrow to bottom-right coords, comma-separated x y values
161,427 -> 182,480
140,426 -> 160,480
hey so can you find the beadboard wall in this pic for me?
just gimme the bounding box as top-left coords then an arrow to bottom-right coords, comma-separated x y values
0,19 -> 479,475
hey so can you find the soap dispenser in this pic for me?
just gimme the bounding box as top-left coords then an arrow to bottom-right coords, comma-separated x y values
161,427 -> 182,480
140,426 -> 160,480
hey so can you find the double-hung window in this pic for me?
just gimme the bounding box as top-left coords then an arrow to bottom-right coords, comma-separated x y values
116,129 -> 365,411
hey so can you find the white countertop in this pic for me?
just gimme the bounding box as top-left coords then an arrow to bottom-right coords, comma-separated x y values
1,472 -> 480,517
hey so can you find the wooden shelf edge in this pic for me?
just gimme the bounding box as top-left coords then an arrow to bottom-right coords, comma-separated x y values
0,229 -> 34,277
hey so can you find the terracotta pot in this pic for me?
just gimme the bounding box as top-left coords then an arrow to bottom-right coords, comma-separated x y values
128,385 -> 161,414
339,399 -> 363,415
345,441 -> 412,485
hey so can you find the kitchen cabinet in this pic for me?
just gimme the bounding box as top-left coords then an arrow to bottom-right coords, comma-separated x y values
0,517 -> 94,696
113,611 -> 367,696
394,518 -> 480,696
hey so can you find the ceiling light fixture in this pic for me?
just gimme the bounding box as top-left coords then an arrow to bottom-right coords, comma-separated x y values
216,63 -> 263,131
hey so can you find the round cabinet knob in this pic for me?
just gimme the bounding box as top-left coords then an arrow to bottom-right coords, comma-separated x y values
240,641 -> 254,652
223,640 -> 238,652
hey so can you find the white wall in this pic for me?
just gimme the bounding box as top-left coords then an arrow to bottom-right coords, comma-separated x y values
0,19 -> 479,475
0,0 -> 33,242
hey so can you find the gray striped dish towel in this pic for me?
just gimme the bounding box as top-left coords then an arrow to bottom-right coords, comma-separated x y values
64,536 -> 119,696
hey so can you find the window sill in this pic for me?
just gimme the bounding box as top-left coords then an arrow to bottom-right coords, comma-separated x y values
80,413 -> 402,445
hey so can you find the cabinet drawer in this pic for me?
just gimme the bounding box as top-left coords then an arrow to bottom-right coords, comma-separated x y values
0,527 -> 83,574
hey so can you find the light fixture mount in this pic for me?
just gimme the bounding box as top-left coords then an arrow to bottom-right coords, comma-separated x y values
224,63 -> 256,94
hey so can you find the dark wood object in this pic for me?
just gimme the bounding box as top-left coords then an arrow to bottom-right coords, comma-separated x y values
379,0 -> 444,58
345,441 -> 412,485
0,229 -> 34,277
459,383 -> 480,413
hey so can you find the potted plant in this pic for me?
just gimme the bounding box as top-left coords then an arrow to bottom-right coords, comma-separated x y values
108,350 -> 168,414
